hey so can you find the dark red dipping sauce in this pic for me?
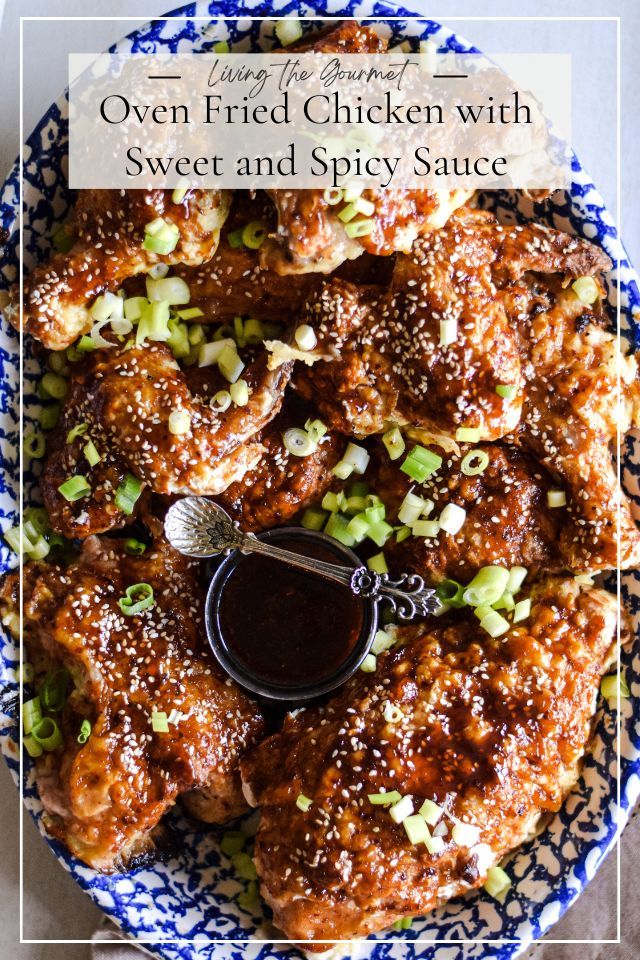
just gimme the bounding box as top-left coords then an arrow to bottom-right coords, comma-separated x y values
218,537 -> 365,687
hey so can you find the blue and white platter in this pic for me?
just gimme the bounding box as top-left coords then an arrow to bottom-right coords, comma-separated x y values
0,3 -> 638,958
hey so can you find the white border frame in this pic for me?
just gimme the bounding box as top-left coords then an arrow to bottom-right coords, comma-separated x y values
17,10 -> 623,951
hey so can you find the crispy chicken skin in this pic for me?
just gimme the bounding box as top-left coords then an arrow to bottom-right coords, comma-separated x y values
369,441 -> 562,581
217,406 -> 346,532
263,22 -> 472,274
41,341 -> 291,537
8,188 -> 231,350
241,578 -> 616,945
297,206 -> 640,571
1,537 -> 264,871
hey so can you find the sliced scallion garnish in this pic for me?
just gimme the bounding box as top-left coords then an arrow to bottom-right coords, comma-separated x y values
115,474 -> 142,515
23,431 -> 46,460
367,552 -> 388,574
31,716 -> 63,751
400,445 -> 442,483
368,790 -> 402,806
382,427 -> 405,461
77,719 -> 92,744
462,566 -> 510,607
460,449 -> 489,476
296,794 -> 312,812
241,221 -> 267,250
40,669 -> 70,713
58,475 -> 91,503
124,538 -> 146,556
484,865 -> 511,900
151,710 -> 169,733
118,582 -> 154,617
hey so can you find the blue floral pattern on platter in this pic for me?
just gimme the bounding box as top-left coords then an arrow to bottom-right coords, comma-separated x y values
0,3 -> 638,959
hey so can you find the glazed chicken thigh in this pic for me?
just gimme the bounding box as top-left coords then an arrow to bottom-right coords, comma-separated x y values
2,536 -> 264,871
242,577 -> 616,945
8,188 -> 231,350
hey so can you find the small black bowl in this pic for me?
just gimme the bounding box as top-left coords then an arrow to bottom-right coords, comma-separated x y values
204,526 -> 378,702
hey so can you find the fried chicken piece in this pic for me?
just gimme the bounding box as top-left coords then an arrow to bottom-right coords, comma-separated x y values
9,188 -> 231,350
369,441 -> 561,581
41,340 -> 290,538
217,404 -> 346,532
1,536 -> 264,871
241,577 -> 616,945
262,22 -> 472,274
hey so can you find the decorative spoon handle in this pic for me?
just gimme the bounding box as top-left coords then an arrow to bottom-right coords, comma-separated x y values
164,497 -> 439,620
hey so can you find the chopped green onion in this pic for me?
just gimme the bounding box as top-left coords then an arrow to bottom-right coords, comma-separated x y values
484,865 -> 511,900
232,851 -> 258,880
493,591 -> 515,612
451,821 -> 480,847
412,519 -> 439,539
389,795 -> 414,824
137,300 -> 171,345
77,719 -> 92,744
48,351 -> 69,375
146,275 -> 190,305
115,474 -> 142,515
367,552 -> 388,574
242,221 -> 267,250
39,403 -> 61,430
323,187 -> 343,205
547,489 -> 567,508
90,291 -> 122,323
52,224 -> 73,253
346,513 -> 370,543
118,583 -> 154,616
512,598 -> 531,623
83,439 -> 101,467
398,492 -> 425,526
296,794 -> 312,812
325,512 -> 356,547
401,445 -> 442,483
435,579 -> 466,608
58,475 -> 91,502
496,384 -> 517,400
301,508 -> 327,531
354,197 -> 375,217
243,318 -> 264,344
474,604 -> 494,621
40,669 -> 70,712
368,520 -> 394,548
456,427 -> 481,443
67,423 -> 88,444
124,538 -> 146,556
342,442 -> 370,475
237,881 -> 260,914
343,184 -> 364,202
275,18 -> 303,46
338,202 -> 359,223
23,431 -> 46,460
462,566 -> 510,607
218,344 -> 245,383
480,609 -> 510,638
364,503 -> 385,524
18,663 -> 35,684
22,697 -> 42,735
23,735 -> 43,758
403,814 -> 430,845
304,418 -> 327,443
507,566 -> 528,594
143,217 -> 180,255
168,409 -> 191,435
321,491 -> 343,513
382,427 -> 405,461
601,672 -> 630,703
171,186 -> 188,203
230,379 -> 250,407
213,40 -> 230,54
177,307 -> 204,321
124,296 -> 148,321
439,317 -> 458,347
211,390 -> 232,413
188,324 -> 206,347
77,335 -> 97,352
371,629 -> 394,655
344,218 -> 374,239
199,338 -> 233,367
360,653 -> 377,673
368,790 -> 402,806
32,716 -> 63,751
227,228 -> 244,249
221,831 -> 246,856
283,427 -> 316,457
425,834 -> 446,854
461,449 -> 489,476
294,324 -> 317,351
151,710 -> 169,733
572,276 -> 599,306
419,799 -> 444,826
24,507 -> 50,536
438,503 -> 466,535
332,461 -> 354,480
40,372 -> 67,400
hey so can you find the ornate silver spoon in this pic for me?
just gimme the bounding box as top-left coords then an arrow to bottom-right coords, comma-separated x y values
164,497 -> 440,621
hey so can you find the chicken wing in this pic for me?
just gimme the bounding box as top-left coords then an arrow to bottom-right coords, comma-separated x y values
262,22 -> 472,274
8,188 -> 231,350
241,577 -> 616,945
216,403 -> 346,532
41,339 -> 290,538
1,536 -> 264,871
